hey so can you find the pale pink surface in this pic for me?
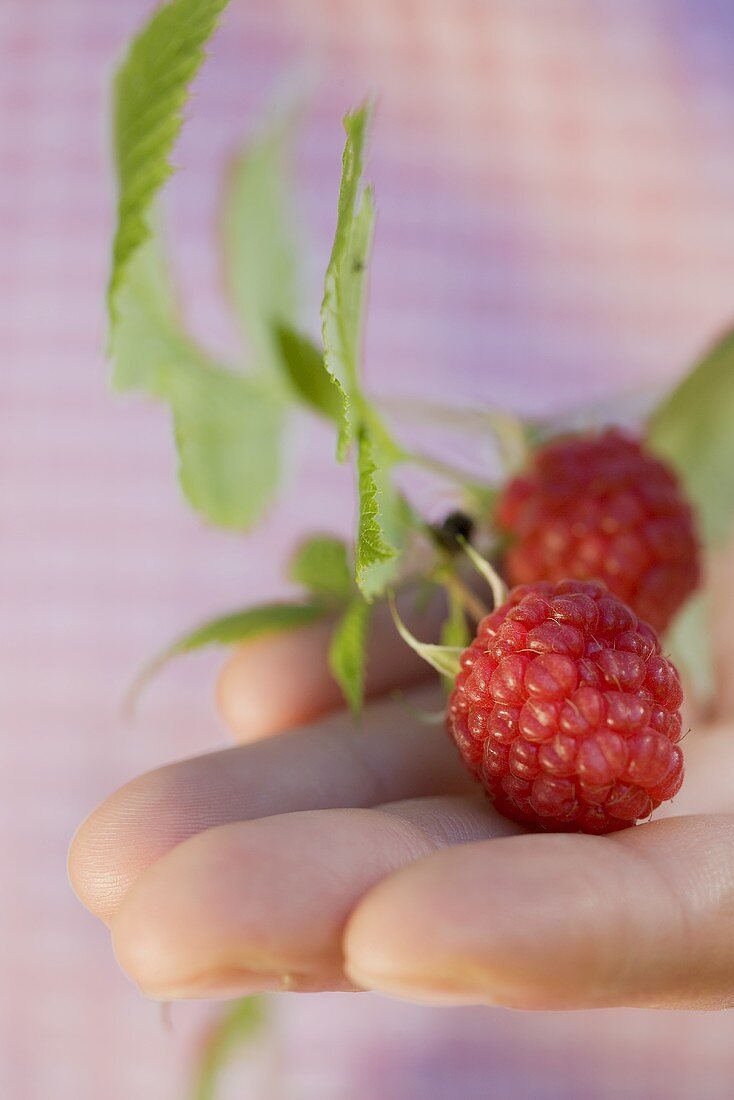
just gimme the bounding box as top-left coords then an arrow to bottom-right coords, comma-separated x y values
3,1 -> 734,1097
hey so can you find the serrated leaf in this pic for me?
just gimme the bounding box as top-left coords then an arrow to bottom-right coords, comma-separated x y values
328,596 -> 372,717
321,104 -> 375,459
355,425 -> 404,599
192,997 -> 264,1100
318,103 -> 411,598
128,601 -> 327,708
275,325 -> 342,421
109,0 -> 231,321
107,0 -> 283,530
222,117 -> 299,381
289,536 -> 353,600
665,591 -> 715,714
647,329 -> 734,545
111,237 -> 283,529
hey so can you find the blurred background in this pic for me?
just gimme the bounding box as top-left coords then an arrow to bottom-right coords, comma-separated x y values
3,0 -> 734,1096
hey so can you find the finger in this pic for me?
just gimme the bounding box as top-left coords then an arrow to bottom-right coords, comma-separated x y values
216,593 -> 441,744
344,814 -> 734,1010
69,686 -> 469,922
710,541 -> 734,719
658,720 -> 734,817
110,794 -> 520,1000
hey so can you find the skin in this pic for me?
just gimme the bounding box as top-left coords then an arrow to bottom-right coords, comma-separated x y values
69,565 -> 734,1010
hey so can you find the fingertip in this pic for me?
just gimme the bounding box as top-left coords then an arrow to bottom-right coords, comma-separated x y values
215,599 -> 436,744
68,788 -> 146,925
342,833 -> 622,1010
215,618 -> 341,743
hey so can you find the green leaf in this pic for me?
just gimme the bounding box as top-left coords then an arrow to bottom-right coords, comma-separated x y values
356,425 -> 407,599
127,601 -> 328,707
275,325 -> 342,421
328,596 -> 372,718
321,104 -> 375,459
168,361 -> 282,528
192,997 -> 264,1100
647,329 -> 734,545
441,588 -> 470,649
318,104 -> 412,598
111,237 -> 283,529
222,117 -> 299,381
289,536 -> 353,600
665,591 -> 715,713
109,232 -> 183,393
109,0 -> 231,322
108,0 -> 284,530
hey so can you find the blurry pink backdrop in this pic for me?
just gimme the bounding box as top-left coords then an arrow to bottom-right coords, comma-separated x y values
3,0 -> 734,1096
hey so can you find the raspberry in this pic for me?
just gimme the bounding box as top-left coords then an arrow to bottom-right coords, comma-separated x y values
496,430 -> 700,632
446,579 -> 684,833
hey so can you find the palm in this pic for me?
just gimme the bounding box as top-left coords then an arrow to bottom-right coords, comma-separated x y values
70,613 -> 734,1009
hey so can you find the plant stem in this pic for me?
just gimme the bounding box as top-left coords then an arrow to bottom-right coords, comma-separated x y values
407,450 -> 488,494
443,573 -> 489,622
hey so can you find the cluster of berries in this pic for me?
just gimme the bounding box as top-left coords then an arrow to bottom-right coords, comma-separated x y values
445,430 -> 699,833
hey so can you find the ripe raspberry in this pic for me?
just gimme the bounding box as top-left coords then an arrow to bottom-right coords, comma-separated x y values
496,430 -> 700,632
447,579 -> 685,833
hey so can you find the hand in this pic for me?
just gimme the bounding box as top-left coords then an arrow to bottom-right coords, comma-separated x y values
69,607 -> 734,1009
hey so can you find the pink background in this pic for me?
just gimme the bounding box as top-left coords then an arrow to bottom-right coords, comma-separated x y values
3,0 -> 734,1096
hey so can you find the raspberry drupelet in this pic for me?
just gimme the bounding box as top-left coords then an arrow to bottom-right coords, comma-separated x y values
447,579 -> 685,834
496,430 -> 700,632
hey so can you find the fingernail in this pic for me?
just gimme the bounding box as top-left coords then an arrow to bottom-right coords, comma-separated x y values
143,967 -> 285,1001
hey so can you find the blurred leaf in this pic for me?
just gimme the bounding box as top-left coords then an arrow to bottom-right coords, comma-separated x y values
440,587 -> 470,649
665,590 -> 715,714
192,997 -> 265,1100
275,325 -> 342,421
128,601 -> 328,707
320,104 -> 375,459
108,0 -> 284,530
111,237 -> 284,529
110,234 -> 184,393
328,596 -> 372,717
168,362 -> 282,528
108,0 -> 230,321
222,116 -> 299,381
647,329 -> 734,545
289,536 -> 353,600
439,585 -> 471,692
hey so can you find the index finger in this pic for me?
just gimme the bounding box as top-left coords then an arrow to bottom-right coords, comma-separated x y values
216,596 -> 439,743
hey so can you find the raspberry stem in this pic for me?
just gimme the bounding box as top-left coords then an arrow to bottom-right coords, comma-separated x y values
388,592 -> 462,679
458,538 -> 509,610
441,572 -> 489,622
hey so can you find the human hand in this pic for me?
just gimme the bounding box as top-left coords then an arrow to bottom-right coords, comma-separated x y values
69,603 -> 734,1009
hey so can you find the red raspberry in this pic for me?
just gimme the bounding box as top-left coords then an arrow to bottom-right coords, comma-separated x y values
447,579 -> 684,833
496,430 -> 700,632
